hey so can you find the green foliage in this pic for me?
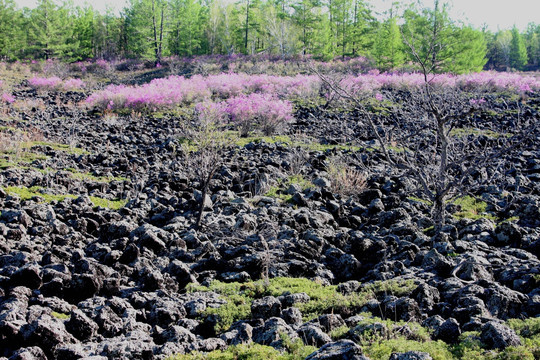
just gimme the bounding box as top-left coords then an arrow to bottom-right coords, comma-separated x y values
264,175 -> 313,201
373,17 -> 405,71
26,0 -> 80,60
364,338 -> 454,360
23,141 -> 89,155
510,26 -> 528,70
449,127 -> 508,139
188,277 -> 417,333
452,196 -> 496,221
401,1 -> 487,74
3,186 -> 126,209
166,342 -> 314,360
0,0 -> 25,60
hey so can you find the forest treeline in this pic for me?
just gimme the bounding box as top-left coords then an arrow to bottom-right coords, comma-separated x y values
0,0 -> 539,73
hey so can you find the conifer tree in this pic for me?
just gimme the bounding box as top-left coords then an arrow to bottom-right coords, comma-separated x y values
0,0 -> 25,60
509,26 -> 528,70
27,0 -> 78,60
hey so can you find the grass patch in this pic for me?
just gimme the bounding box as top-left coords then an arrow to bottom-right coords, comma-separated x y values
450,127 -> 510,139
453,196 -> 497,221
3,186 -> 126,210
186,277 -> 416,334
166,342 -> 316,360
66,168 -> 128,182
23,141 -> 89,155
264,175 -> 313,202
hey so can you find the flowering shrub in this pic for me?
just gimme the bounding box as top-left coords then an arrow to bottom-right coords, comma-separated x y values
28,76 -> 62,91
338,71 -> 540,97
226,93 -> 293,136
194,101 -> 229,126
28,76 -> 85,92
87,73 -> 321,112
1,93 -> 15,104
62,78 -> 85,91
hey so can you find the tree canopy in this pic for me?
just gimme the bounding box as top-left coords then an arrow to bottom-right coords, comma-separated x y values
0,0 -> 538,72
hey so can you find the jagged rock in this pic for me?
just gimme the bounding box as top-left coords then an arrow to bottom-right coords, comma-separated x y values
480,321 -> 522,349
65,309 -> 99,341
8,346 -> 47,360
389,351 -> 433,360
252,317 -> 297,348
298,324 -> 332,347
251,296 -> 282,319
305,339 -> 368,360
433,318 -> 461,344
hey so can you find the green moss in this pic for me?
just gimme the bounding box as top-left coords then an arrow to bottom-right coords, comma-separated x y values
68,169 -> 128,183
364,338 -> 454,360
187,277 -> 417,333
453,196 -> 497,221
3,186 -> 126,210
450,127 -> 510,139
23,141 -> 89,155
507,318 -> 540,338
4,186 -> 76,202
166,342 -> 315,360
364,279 -> 417,297
264,175 -> 313,202
408,196 -> 433,206
51,311 -> 70,320
89,196 -> 128,210
329,325 -> 350,340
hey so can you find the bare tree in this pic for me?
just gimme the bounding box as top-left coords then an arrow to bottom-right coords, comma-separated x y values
182,105 -> 235,229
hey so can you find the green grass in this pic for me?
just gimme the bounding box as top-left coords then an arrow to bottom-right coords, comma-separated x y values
450,127 -> 510,139
180,130 -> 364,153
453,196 -> 497,221
23,141 -> 89,155
264,174 -> 313,202
3,186 -> 127,210
186,277 -> 416,334
166,342 -> 316,360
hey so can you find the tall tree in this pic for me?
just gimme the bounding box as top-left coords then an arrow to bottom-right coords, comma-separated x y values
372,3 -> 404,71
0,0 -> 25,60
401,0 -> 486,74
509,26 -> 528,70
169,0 -> 207,56
524,23 -> 540,69
124,0 -> 167,62
72,5 -> 95,60
27,0 -> 78,60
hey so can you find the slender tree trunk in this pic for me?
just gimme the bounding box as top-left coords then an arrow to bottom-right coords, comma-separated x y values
244,0 -> 250,53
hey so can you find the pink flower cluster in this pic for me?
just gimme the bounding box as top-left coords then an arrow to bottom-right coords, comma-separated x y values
87,73 -> 320,112
63,78 -> 86,91
28,76 -> 62,91
225,93 -> 293,135
1,93 -> 15,104
469,98 -> 486,106
28,77 -> 85,91
340,71 -> 540,96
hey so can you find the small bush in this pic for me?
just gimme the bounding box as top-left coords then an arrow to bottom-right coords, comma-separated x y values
226,93 -> 293,136
28,76 -> 62,91
326,158 -> 367,197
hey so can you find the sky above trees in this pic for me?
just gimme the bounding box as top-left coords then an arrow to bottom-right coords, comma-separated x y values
15,0 -> 540,31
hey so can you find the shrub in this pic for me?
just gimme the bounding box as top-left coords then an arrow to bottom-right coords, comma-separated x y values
226,93 -> 293,136
62,78 -> 85,91
325,158 -> 368,197
1,93 -> 15,104
28,76 -> 62,91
